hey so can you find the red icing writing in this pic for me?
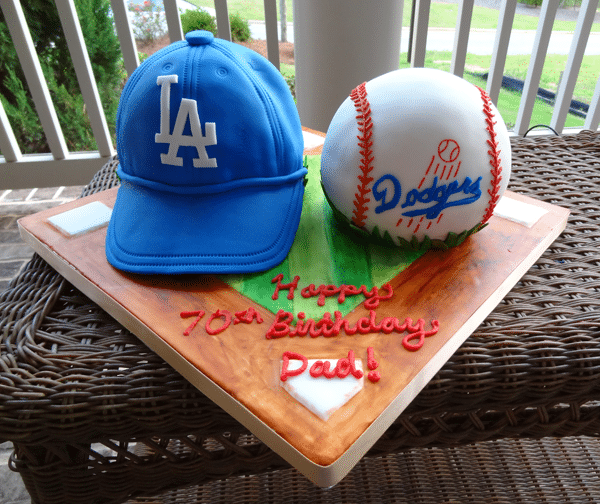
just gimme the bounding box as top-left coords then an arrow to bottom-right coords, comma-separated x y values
367,347 -> 380,382
280,351 -> 308,381
364,284 -> 394,309
266,310 -> 295,339
282,350 -> 364,381
234,307 -> 264,325
205,309 -> 231,335
301,284 -> 345,306
266,309 -> 440,351
181,307 -> 263,336
367,347 -> 378,370
309,360 -> 336,378
368,371 -> 381,383
309,350 -> 364,379
180,310 -> 205,336
271,273 -> 300,301
281,349 -> 382,382
272,275 -> 393,309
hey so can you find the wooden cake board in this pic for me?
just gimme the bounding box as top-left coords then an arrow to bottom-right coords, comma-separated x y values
18,129 -> 569,487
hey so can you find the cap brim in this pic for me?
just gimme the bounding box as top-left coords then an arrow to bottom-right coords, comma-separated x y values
105,175 -> 305,274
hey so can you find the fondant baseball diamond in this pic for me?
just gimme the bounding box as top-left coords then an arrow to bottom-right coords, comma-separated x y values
321,68 -> 512,250
18,27 -> 570,490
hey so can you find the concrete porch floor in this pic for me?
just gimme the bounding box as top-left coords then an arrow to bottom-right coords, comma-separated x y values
0,186 -> 85,291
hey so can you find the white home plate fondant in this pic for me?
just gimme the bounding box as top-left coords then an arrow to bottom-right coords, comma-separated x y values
494,196 -> 548,228
280,354 -> 364,421
48,201 -> 112,237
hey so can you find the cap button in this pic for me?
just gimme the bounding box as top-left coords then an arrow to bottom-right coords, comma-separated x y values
186,30 -> 214,46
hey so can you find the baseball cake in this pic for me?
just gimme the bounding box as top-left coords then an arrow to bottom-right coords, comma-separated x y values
95,31 -> 518,482
16,22 -> 572,488
321,67 -> 512,250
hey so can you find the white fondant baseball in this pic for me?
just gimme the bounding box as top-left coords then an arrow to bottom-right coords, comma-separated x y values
321,68 -> 511,248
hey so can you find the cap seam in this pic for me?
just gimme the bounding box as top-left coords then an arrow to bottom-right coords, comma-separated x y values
117,165 -> 307,195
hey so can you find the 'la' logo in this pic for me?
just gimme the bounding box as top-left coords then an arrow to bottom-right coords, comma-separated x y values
155,75 -> 217,168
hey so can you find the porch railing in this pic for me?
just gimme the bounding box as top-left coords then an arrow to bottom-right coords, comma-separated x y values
0,0 -> 599,190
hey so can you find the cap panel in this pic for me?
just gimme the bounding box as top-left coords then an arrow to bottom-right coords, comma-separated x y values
215,40 -> 304,173
184,46 -> 280,183
116,43 -> 192,182
118,44 -> 280,186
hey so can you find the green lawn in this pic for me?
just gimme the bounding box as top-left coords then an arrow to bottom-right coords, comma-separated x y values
398,51 -> 588,129
424,1 -> 600,31
188,0 -> 293,23
187,0 -> 600,32
412,51 -> 600,104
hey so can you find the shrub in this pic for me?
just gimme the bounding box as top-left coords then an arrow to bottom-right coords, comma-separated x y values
180,9 -> 251,42
48,74 -> 98,152
282,71 -> 295,99
0,0 -> 121,154
0,68 -> 46,153
128,0 -> 167,43
180,9 -> 218,36
229,12 -> 250,42
517,0 -> 543,6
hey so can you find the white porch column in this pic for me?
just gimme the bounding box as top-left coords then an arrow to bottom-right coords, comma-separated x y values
294,0 -> 403,133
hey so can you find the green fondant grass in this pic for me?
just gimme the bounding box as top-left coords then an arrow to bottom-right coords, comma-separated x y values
220,156 -> 426,320
322,179 -> 486,252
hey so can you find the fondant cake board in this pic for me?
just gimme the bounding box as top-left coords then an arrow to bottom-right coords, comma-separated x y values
18,133 -> 569,488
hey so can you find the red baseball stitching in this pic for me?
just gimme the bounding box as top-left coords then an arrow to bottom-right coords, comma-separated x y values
350,82 -> 374,228
478,87 -> 503,224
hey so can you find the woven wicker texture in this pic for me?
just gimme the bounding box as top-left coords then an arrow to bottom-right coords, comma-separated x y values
1,130 -> 600,503
126,437 -> 600,504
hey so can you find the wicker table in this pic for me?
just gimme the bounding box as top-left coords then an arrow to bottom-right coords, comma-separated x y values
1,131 -> 600,504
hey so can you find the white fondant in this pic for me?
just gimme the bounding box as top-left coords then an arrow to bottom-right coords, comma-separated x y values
48,201 -> 112,236
156,74 -> 178,142
155,75 -> 217,168
321,67 -> 512,244
302,130 -> 326,150
494,196 -> 548,228
281,358 -> 364,421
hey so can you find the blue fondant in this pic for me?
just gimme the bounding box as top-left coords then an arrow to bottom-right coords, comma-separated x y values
373,174 -> 401,214
105,31 -> 305,274
401,176 -> 482,219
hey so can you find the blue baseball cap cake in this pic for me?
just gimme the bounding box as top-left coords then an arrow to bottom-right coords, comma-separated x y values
105,30 -> 306,274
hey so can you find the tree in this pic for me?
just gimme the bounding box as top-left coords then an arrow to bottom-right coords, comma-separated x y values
0,0 -> 122,154
279,0 -> 287,43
